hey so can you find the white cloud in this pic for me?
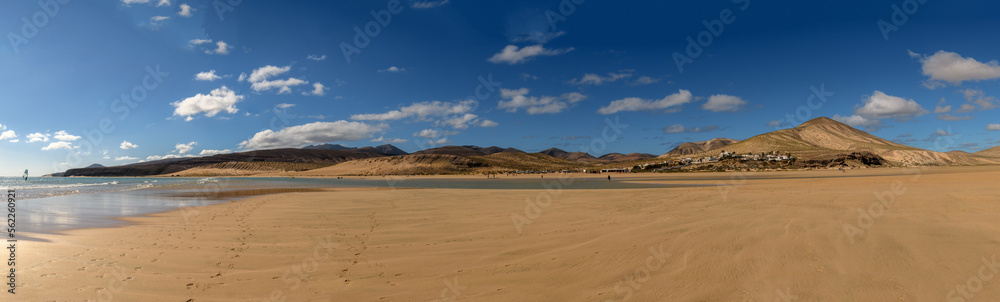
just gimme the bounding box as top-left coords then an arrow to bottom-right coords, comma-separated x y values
597,89 -> 693,115
960,89 -> 999,111
150,15 -> 169,25
437,113 -> 480,130
144,154 -> 195,161
663,124 -> 721,134
188,39 -> 212,46
238,121 -> 385,150
414,129 -> 440,138
987,124 -> 1000,131
633,76 -> 661,85
175,142 -> 197,154
487,45 -> 573,65
120,141 -> 139,149
854,91 -> 929,119
478,120 -> 499,127
934,105 -> 952,113
702,94 -> 747,112
911,50 -> 1000,87
194,70 -> 222,81
178,3 -> 192,17
27,133 -> 50,143
832,114 -> 881,129
0,130 -> 16,141
199,149 -> 232,156
955,103 -> 976,113
121,0 -> 153,6
379,66 -> 406,73
41,141 -> 77,151
8,140 -> 18,143
209,41 -> 230,55
156,0 -> 170,7
307,54 -> 327,61
115,156 -> 139,161
276,103 -> 295,109
371,136 -> 408,144
247,65 -> 309,93
351,100 -> 476,121
306,83 -> 327,96
172,86 -> 244,121
411,0 -> 449,9
53,131 -> 80,141
569,71 -> 632,86
498,88 -> 586,114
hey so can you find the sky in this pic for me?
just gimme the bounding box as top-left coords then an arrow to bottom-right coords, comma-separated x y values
1,0 -> 1000,175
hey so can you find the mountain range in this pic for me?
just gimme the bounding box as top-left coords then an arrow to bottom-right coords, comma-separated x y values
60,117 -> 1000,176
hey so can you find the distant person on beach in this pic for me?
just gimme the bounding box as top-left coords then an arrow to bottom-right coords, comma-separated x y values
608,175 -> 611,181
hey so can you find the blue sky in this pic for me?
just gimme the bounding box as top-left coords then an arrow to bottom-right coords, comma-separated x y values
2,0 -> 1000,175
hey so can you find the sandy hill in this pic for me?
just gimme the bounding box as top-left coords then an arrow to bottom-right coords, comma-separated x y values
664,138 -> 738,156
598,153 -> 657,162
538,148 -> 601,162
975,146 -> 1000,157
670,117 -> 992,166
412,145 -> 522,157
288,152 -> 586,176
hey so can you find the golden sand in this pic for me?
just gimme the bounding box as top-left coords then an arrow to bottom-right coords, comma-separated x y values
16,166 -> 1000,301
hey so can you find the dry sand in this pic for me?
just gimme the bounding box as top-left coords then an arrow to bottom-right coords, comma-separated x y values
17,166 -> 1000,301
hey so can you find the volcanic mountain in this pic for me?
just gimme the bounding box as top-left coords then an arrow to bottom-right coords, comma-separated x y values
665,138 -> 739,156
667,117 -> 995,166
538,148 -> 602,162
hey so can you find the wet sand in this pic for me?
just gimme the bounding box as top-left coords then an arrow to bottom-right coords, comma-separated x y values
17,166 -> 1000,301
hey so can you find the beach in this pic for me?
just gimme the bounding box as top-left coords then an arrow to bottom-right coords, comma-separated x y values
16,166 -> 1000,301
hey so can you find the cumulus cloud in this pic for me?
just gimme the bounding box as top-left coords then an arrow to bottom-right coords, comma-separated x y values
597,89 -> 692,115
149,16 -> 170,28
52,131 -> 80,141
832,114 -> 882,129
199,149 -> 232,156
351,100 -> 476,121
379,66 -> 405,73
0,130 -> 16,141
371,136 -> 408,144
498,88 -> 586,114
194,70 -> 222,81
702,94 -> 747,112
41,141 -> 77,151
633,76 -> 661,86
307,54 -> 327,61
157,0 -> 170,6
178,3 -> 192,17
208,41 -> 229,55
306,83 -> 327,96
960,89 -> 999,111
172,86 -> 244,121
569,71 -> 632,86
27,133 -> 50,143
411,0 -> 449,9
175,142 -> 197,154
188,38 -> 212,46
239,121 -> 385,150
478,120 -> 499,127
247,65 -> 309,94
487,45 -> 573,65
115,156 -> 139,161
120,141 -> 139,149
663,124 -> 721,134
414,129 -> 440,138
854,91 -> 929,119
987,124 -> 1000,131
911,50 -> 1000,88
